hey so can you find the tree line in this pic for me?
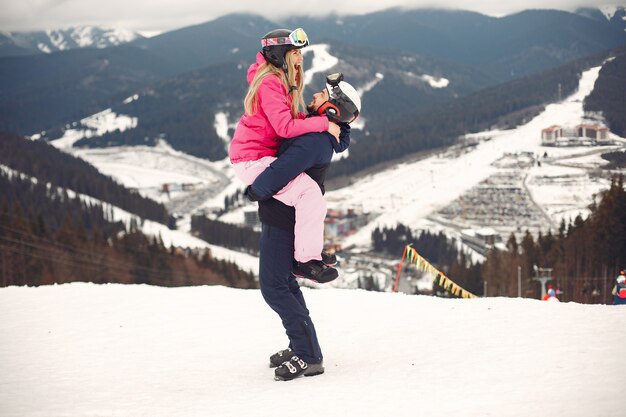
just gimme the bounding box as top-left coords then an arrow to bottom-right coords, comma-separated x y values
601,150 -> 626,170
372,224 -> 482,296
0,170 -> 256,288
0,132 -> 173,225
584,51 -> 626,137
379,175 -> 625,304
191,215 -> 260,255
481,174 -> 625,304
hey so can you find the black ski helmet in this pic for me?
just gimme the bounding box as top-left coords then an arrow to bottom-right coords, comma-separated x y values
317,72 -> 361,124
261,28 -> 309,69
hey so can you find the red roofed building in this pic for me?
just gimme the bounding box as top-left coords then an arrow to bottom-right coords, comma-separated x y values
541,123 -> 611,146
541,125 -> 562,145
577,124 -> 609,143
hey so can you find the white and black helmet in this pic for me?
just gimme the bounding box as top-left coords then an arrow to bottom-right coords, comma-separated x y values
318,73 -> 361,124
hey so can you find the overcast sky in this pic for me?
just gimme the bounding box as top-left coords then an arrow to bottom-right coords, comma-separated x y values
0,1 -> 622,34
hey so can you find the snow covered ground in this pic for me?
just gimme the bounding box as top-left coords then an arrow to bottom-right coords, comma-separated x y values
1,283 -> 624,417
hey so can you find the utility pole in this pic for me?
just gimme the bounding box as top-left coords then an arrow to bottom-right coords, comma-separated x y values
518,265 -> 522,298
1,251 -> 5,287
483,281 -> 488,297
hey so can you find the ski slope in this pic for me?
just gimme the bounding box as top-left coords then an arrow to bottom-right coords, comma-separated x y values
328,63 -> 626,248
1,283 -> 624,417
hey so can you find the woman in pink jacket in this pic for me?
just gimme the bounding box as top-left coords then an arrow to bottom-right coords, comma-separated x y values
229,28 -> 340,281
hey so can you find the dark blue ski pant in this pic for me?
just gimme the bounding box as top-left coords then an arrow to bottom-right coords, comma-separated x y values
259,223 -> 323,364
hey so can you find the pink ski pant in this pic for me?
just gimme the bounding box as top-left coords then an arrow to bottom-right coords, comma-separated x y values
233,156 -> 325,263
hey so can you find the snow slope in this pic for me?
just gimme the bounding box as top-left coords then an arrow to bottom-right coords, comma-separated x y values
1,283 -> 624,417
328,63 -> 626,248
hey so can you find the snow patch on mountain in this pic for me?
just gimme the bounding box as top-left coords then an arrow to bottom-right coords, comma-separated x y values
59,26 -> 138,49
404,71 -> 450,88
9,26 -> 142,53
49,109 -> 138,149
358,73 -> 384,95
46,29 -> 66,50
36,42 -> 51,53
214,111 -> 237,146
422,74 -> 450,88
599,5 -> 624,20
123,94 -> 139,104
303,44 -> 339,85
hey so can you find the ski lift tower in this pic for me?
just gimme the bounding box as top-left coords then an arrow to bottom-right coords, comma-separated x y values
533,265 -> 553,299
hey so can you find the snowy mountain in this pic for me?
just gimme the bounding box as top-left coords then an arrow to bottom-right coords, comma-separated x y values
577,6 -> 626,32
61,59 -> 626,264
3,8 -> 626,139
0,26 -> 143,57
36,41 -> 479,161
598,5 -> 626,22
1,282 -> 624,417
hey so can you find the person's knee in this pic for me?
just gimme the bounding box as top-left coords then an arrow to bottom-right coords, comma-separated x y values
260,281 -> 290,302
288,277 -> 300,293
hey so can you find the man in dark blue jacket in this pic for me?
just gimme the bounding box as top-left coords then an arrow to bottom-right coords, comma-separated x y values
249,75 -> 360,381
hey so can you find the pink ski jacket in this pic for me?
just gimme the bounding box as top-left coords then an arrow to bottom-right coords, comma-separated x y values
229,52 -> 329,163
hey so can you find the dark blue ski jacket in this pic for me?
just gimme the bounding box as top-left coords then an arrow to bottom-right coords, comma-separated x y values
251,123 -> 350,230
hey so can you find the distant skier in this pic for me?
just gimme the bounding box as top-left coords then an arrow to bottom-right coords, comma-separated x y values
612,271 -> 626,305
542,284 -> 555,301
544,288 -> 560,302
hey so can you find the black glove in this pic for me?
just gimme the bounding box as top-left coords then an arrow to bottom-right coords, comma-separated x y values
244,185 -> 266,202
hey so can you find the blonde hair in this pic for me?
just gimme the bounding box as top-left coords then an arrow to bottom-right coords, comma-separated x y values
244,50 -> 305,118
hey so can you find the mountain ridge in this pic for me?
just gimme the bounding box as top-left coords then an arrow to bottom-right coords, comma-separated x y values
0,26 -> 143,57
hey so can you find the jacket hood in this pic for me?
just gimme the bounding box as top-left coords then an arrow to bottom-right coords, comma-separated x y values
247,52 -> 267,84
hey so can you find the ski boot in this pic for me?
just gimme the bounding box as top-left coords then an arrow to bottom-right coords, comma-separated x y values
274,355 -> 324,381
269,348 -> 295,368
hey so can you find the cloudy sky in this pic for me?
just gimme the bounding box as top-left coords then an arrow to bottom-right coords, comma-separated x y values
0,0 -> 622,34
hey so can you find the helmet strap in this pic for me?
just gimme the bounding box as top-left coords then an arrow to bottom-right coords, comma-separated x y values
317,101 -> 340,118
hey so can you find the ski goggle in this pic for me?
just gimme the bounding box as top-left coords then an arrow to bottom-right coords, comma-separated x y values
261,28 -> 309,48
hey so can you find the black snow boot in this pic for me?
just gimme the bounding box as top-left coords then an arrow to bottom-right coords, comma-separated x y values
292,260 -> 338,283
274,355 -> 324,381
269,348 -> 295,368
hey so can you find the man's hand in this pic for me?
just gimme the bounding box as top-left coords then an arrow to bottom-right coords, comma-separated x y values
244,185 -> 268,202
327,121 -> 341,143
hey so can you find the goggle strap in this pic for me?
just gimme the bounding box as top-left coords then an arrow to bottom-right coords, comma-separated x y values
261,37 -> 290,47
261,28 -> 309,48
